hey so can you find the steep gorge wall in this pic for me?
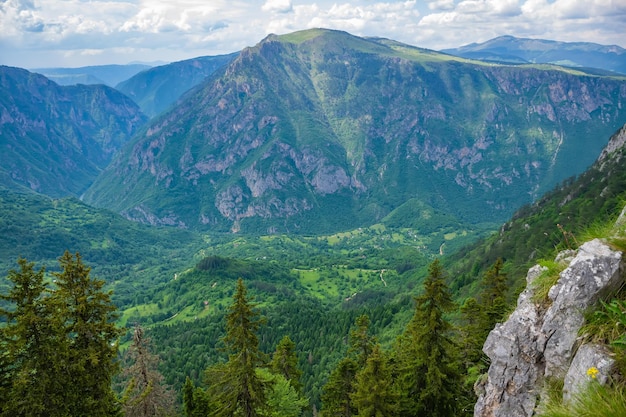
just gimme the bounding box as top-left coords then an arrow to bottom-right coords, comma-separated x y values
474,237 -> 624,416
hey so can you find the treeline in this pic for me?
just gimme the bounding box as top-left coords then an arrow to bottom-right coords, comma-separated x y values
0,253 -> 509,417
182,259 -> 508,417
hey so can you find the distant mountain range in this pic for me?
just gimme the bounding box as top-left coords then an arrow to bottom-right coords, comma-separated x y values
442,35 -> 626,74
32,64 -> 152,87
81,29 -> 626,234
115,53 -> 238,118
0,66 -> 147,197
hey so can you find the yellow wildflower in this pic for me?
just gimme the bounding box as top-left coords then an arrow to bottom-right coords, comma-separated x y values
586,367 -> 599,379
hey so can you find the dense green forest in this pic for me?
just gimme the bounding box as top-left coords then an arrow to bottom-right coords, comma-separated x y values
3,126 -> 626,415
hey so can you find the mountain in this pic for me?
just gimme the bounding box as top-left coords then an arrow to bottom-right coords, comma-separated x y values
116,54 -> 238,118
83,29 -> 626,234
442,35 -> 626,74
32,64 -> 151,86
0,66 -> 148,197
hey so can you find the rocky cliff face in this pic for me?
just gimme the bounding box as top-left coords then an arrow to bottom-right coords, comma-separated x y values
474,237 -> 625,416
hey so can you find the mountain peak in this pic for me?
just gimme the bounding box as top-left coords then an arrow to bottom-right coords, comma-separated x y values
83,30 -> 626,234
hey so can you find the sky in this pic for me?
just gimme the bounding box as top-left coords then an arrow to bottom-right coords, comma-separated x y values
1,0 -> 625,69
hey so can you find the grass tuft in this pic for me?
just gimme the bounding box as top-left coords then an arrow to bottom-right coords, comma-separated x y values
536,380 -> 626,417
531,260 -> 567,304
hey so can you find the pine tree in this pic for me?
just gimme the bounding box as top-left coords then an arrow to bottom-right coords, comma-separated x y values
478,258 -> 508,335
321,357 -> 359,417
52,251 -> 121,416
121,324 -> 176,416
0,254 -> 121,416
459,297 -> 485,367
351,344 -> 397,417
207,278 -> 269,417
258,368 -> 309,417
0,258 -> 66,417
322,314 -> 376,416
458,259 -> 509,414
182,377 -> 211,417
271,335 -> 303,393
183,377 -> 196,417
394,259 -> 461,417
348,314 -> 375,368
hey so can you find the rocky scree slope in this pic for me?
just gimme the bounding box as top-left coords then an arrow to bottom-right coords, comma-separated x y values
84,29 -> 626,233
0,66 -> 148,197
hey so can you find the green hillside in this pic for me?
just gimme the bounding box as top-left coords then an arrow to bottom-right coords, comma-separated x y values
0,187 -> 203,307
84,29 -> 626,234
447,124 -> 626,296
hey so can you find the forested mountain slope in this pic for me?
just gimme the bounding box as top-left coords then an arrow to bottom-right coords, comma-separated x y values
116,53 -> 238,118
0,66 -> 147,197
0,187 -> 203,307
84,29 -> 626,234
449,123 -> 626,296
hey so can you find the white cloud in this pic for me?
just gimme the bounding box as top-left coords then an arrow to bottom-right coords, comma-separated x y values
428,0 -> 455,11
0,0 -> 624,68
262,0 -> 293,14
265,1 -> 420,40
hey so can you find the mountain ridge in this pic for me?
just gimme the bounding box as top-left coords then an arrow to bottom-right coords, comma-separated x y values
32,64 -> 152,87
443,35 -> 626,74
115,53 -> 238,118
0,66 -> 148,197
82,29 -> 626,234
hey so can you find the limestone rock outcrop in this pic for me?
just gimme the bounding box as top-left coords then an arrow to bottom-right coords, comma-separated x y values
474,239 -> 624,417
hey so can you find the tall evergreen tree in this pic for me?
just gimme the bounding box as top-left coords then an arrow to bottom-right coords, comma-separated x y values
394,259 -> 461,417
321,357 -> 359,417
52,251 -> 121,416
121,324 -> 176,417
207,278 -> 269,417
258,368 -> 309,417
348,314 -> 375,368
478,258 -> 508,334
182,377 -> 211,417
459,297 -> 487,368
271,335 -> 303,393
0,258 -> 66,417
457,258 -> 509,415
321,314 -> 375,416
0,254 -> 121,416
351,344 -> 397,417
